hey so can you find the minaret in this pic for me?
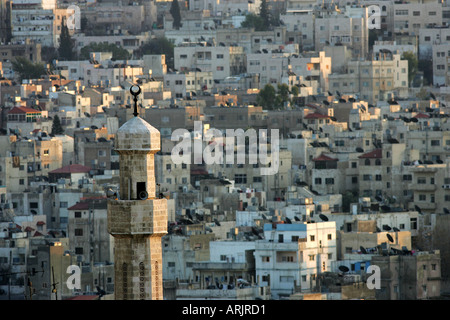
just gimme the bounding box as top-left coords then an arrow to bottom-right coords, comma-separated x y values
107,85 -> 167,300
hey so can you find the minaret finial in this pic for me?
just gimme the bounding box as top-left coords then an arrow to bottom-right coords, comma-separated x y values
130,84 -> 141,117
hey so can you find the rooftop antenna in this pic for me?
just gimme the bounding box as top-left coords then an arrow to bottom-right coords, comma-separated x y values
130,84 -> 141,117
51,266 -> 58,300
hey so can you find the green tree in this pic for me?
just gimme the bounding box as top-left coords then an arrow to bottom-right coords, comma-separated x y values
134,37 -> 175,69
11,56 -> 46,81
170,0 -> 182,30
342,191 -> 359,213
240,13 -> 267,31
256,84 -> 277,110
276,83 -> 290,109
290,85 -> 299,106
51,114 -> 64,135
402,51 -> 418,85
418,59 -> 433,86
79,42 -> 131,61
58,18 -> 75,61
259,0 -> 270,27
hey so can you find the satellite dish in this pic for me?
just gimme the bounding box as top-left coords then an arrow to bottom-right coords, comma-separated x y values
214,219 -> 221,226
319,214 -> 328,221
444,208 -> 450,214
338,265 -> 349,273
356,147 -> 364,152
285,217 -> 292,224
411,117 -> 418,123
393,227 -> 400,232
106,188 -> 117,198
360,246 -> 368,254
294,216 -> 300,221
138,190 -> 148,200
387,234 -> 394,242
382,225 -> 392,231
376,227 -> 381,232
261,213 -> 268,220
375,195 -> 383,202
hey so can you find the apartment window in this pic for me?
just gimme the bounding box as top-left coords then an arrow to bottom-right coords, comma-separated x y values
310,235 -> 315,241
395,10 -> 408,15
280,276 -> 294,282
375,174 -> 382,181
352,177 -> 358,184
217,66 -> 224,71
413,11 -> 420,16
75,211 -> 82,218
351,162 -> 357,168
261,256 -> 270,262
417,177 -> 426,184
309,255 -> 315,261
431,140 -> 440,146
234,174 -> 247,184
281,256 -> 294,262
75,229 -> 83,236
180,54 -> 187,59
325,178 -> 334,185
403,174 -> 412,181
429,11 -> 436,15
216,54 -> 224,59
411,217 -> 418,230
315,178 -> 322,184
328,234 -> 332,240
363,174 -> 372,181
98,150 -> 106,157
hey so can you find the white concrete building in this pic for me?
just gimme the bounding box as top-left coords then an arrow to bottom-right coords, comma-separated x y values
174,44 -> 246,81
255,221 -> 337,299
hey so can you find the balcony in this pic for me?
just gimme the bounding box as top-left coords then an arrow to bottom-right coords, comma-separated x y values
409,183 -> 436,191
409,202 -> 436,211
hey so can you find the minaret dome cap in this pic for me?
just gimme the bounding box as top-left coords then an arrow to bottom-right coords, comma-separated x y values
115,116 -> 160,152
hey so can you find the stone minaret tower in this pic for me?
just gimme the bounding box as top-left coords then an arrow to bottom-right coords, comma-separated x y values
107,85 -> 167,300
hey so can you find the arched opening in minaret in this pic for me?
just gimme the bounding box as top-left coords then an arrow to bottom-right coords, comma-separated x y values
137,182 -> 148,200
